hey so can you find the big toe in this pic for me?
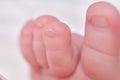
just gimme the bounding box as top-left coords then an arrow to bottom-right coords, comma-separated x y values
81,2 -> 120,80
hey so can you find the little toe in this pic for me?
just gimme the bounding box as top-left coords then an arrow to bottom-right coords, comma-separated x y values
20,20 -> 40,70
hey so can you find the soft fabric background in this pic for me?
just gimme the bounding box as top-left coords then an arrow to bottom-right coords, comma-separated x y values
0,0 -> 120,80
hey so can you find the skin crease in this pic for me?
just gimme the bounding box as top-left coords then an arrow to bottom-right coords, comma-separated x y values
20,2 -> 120,80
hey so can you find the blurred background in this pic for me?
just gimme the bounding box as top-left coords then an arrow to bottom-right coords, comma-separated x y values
0,0 -> 120,80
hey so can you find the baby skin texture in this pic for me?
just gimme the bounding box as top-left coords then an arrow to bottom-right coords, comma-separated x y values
20,2 -> 120,80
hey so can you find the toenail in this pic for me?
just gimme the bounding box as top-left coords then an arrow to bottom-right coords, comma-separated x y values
35,22 -> 43,28
45,28 -> 57,38
23,26 -> 33,34
89,16 -> 109,30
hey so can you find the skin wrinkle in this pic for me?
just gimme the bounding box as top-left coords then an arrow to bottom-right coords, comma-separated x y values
84,42 -> 118,58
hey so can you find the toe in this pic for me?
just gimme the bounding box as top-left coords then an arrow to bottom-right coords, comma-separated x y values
81,2 -> 120,80
42,21 -> 79,77
33,15 -> 59,68
20,20 -> 40,70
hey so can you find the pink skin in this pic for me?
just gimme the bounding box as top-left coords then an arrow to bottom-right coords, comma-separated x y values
20,2 -> 120,80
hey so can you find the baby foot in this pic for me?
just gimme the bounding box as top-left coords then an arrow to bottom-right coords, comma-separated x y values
20,2 -> 120,80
